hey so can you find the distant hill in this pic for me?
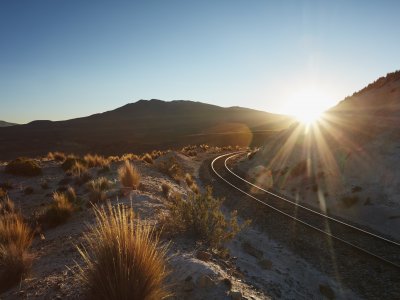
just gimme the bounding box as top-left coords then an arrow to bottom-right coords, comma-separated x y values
0,120 -> 17,127
0,99 -> 293,160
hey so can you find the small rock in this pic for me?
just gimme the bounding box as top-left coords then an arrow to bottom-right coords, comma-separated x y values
241,241 -> 263,259
183,280 -> 195,292
319,283 -> 335,300
258,258 -> 273,270
196,250 -> 212,262
230,290 -> 243,300
222,278 -> 232,290
196,275 -> 215,288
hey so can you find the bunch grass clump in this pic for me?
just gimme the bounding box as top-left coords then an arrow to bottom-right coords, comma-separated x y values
84,154 -> 110,168
118,161 -> 140,189
157,157 -> 184,183
76,203 -> 169,300
164,187 -> 247,248
142,153 -> 153,164
0,198 -> 33,292
5,157 -> 42,177
39,191 -> 75,227
47,151 -> 66,162
87,177 -> 111,203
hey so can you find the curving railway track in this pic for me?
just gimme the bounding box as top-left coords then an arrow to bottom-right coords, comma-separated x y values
211,152 -> 400,270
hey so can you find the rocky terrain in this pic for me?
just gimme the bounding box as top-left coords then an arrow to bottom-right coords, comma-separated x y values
238,71 -> 400,240
0,146 -> 358,299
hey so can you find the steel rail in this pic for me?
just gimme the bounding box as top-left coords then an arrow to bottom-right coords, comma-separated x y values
211,152 -> 400,269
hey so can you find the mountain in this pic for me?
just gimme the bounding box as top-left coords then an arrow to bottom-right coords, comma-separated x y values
0,99 -> 292,160
0,120 -> 17,127
239,70 -> 400,239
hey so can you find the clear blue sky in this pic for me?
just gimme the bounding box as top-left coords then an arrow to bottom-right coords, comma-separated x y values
1,0 -> 399,123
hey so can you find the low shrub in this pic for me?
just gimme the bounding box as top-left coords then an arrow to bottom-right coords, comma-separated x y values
185,173 -> 194,187
76,203 -> 169,300
40,181 -> 49,190
341,195 -> 359,208
351,186 -> 363,193
189,183 -> 199,194
118,161 -> 140,189
0,189 -> 7,201
84,154 -> 109,168
61,155 -> 84,171
47,152 -> 66,162
163,187 -> 247,248
23,186 -> 34,195
0,181 -> 13,190
161,183 -> 171,198
290,160 -> 308,177
5,158 -> 42,177
87,177 -> 111,203
0,199 -> 33,292
142,153 -> 153,164
71,162 -> 92,185
157,157 -> 184,183
39,192 -> 74,228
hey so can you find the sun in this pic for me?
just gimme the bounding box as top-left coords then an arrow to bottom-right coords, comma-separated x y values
294,108 -> 323,125
284,88 -> 332,126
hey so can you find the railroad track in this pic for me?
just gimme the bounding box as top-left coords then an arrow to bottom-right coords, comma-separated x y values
211,152 -> 400,270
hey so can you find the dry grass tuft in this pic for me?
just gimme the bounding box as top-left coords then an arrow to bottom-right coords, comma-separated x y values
157,157 -> 184,183
70,162 -> 92,185
161,183 -> 171,199
47,151 -> 66,162
5,157 -> 42,177
87,177 -> 111,203
76,203 -> 169,300
142,153 -> 153,164
118,161 -> 140,189
84,154 -> 110,168
163,187 -> 247,248
0,198 -> 33,292
39,192 -> 75,228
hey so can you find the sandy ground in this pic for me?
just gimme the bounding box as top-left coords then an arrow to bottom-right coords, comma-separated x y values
0,149 -> 359,299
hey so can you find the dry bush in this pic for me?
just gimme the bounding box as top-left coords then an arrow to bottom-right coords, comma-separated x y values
0,181 -> 13,191
39,192 -> 74,228
163,187 -> 247,248
23,186 -> 34,195
157,157 -> 184,183
87,177 -> 111,203
150,150 -> 163,160
120,153 -> 140,161
341,195 -> 359,208
0,188 -> 7,201
0,196 -> 15,215
184,173 -> 194,187
71,162 -> 92,185
5,157 -> 42,177
142,153 -> 153,164
0,199 -> 33,292
47,152 -> 66,162
189,183 -> 199,194
161,183 -> 171,198
199,144 -> 209,151
40,180 -> 49,190
84,154 -> 110,168
61,155 -> 84,171
118,161 -> 140,189
76,203 -> 169,300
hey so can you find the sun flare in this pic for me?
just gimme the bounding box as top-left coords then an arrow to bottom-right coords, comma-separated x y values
284,88 -> 333,126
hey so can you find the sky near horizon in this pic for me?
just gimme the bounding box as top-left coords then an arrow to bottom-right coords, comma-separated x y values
0,1 -> 399,123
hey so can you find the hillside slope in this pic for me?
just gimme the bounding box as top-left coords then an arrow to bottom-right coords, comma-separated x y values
0,120 -> 17,127
239,71 -> 400,239
0,99 -> 292,160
